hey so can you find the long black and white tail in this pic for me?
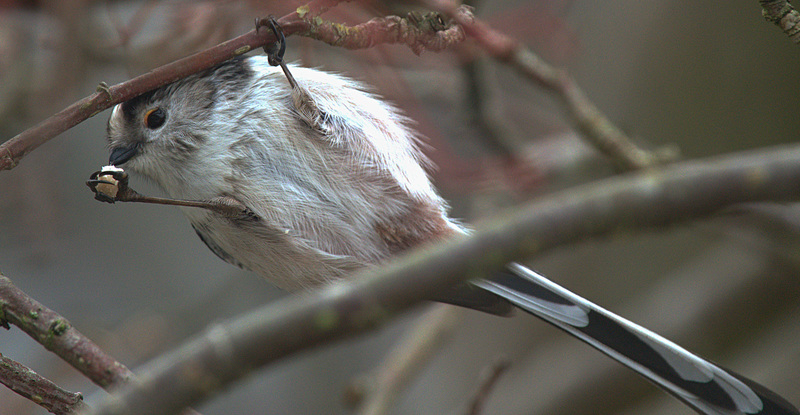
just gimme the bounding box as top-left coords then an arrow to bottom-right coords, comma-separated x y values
474,263 -> 798,415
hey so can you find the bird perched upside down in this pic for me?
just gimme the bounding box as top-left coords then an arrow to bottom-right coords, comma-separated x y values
92,48 -> 798,414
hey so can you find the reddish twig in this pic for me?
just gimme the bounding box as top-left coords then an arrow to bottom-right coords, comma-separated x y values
0,1 -> 471,172
0,12 -> 303,171
302,8 -> 467,55
429,1 -> 674,171
0,352 -> 88,415
760,0 -> 800,43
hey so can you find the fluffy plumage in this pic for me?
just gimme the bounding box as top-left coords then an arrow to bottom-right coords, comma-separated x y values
107,56 -> 458,289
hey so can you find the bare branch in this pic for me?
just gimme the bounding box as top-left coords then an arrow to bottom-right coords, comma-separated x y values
0,274 -> 204,415
463,357 -> 510,415
428,1 -> 675,171
80,143 -> 800,415
0,1 -> 473,172
302,9 -> 467,55
760,0 -> 800,43
350,304 -> 462,415
0,10 -> 303,171
0,353 -> 88,415
0,274 -> 134,388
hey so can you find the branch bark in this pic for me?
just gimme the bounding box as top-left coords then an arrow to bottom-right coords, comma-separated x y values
80,143 -> 800,415
760,0 -> 800,43
302,9 -> 466,55
0,353 -> 88,415
0,275 -> 134,389
0,1 -> 471,172
0,16 -> 291,171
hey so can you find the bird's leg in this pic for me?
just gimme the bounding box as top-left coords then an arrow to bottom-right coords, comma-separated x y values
256,16 -> 298,89
86,166 -> 256,221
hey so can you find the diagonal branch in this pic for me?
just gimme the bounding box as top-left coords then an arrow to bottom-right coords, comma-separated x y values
0,14 -> 294,171
0,1 -> 473,172
0,352 -> 88,415
351,304 -> 462,415
80,143 -> 800,415
0,274 -> 204,415
760,0 -> 800,43
428,0 -> 675,171
0,275 -> 134,388
463,357 -> 511,415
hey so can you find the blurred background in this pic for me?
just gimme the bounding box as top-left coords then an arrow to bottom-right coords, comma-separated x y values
1,1 -> 799,414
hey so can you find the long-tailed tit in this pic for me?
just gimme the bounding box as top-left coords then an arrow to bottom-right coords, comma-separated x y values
95,53 -> 797,414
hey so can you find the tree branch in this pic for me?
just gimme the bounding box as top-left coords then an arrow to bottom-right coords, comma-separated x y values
349,304 -> 462,415
0,275 -> 134,388
0,352 -> 88,415
463,357 -> 510,415
302,9 -> 467,55
0,1 -> 473,172
760,0 -> 800,43
80,143 -> 800,415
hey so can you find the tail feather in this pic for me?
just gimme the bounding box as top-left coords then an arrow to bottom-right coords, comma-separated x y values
474,263 -> 798,415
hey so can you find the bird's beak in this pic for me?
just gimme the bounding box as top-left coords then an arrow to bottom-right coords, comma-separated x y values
109,143 -> 139,166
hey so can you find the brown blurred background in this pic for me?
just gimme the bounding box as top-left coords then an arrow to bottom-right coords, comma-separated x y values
1,1 -> 799,414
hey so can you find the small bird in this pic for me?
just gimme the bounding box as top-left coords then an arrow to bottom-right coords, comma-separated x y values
97,52 -> 797,414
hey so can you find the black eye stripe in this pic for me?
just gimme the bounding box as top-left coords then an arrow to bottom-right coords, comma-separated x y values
121,89 -> 157,121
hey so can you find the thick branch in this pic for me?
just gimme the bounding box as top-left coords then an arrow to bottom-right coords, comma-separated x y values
81,143 -> 800,415
0,353 -> 88,415
0,275 -> 134,388
760,0 -> 800,43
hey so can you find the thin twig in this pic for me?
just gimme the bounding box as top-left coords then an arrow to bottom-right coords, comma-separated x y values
80,143 -> 800,415
351,304 -> 462,415
428,0 -> 675,171
0,352 -> 89,415
86,167 -> 250,218
463,357 -> 511,415
760,0 -> 800,43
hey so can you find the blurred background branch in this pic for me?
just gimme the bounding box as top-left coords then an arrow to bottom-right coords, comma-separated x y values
348,304 -> 463,415
429,0 -> 677,171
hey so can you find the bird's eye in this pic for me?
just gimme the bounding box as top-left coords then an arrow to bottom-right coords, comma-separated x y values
144,107 -> 166,129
